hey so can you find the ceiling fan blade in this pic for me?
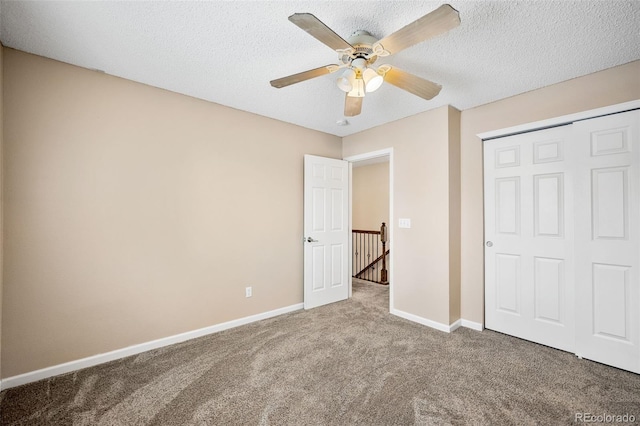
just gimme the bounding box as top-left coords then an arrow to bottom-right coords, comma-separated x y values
344,95 -> 363,117
270,65 -> 339,88
383,67 -> 442,100
289,13 -> 353,51
374,4 -> 460,55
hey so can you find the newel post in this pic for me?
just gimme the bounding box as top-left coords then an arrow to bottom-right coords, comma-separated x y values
380,222 -> 388,284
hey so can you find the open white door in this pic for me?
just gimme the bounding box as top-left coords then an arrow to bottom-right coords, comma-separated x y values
304,155 -> 350,309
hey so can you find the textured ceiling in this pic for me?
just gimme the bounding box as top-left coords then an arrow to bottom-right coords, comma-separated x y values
1,1 -> 639,137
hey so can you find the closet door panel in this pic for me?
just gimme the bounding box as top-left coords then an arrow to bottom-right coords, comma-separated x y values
485,126 -> 575,352
574,110 -> 640,374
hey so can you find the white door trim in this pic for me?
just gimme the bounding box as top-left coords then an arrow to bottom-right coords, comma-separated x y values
344,148 -> 394,312
478,100 -> 640,141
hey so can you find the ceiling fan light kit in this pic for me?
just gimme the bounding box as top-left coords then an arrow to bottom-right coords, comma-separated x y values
270,4 -> 460,117
337,57 -> 382,95
336,68 -> 356,92
363,68 -> 384,93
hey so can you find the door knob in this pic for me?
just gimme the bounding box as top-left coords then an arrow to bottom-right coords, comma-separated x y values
307,237 -> 318,243
486,241 -> 493,247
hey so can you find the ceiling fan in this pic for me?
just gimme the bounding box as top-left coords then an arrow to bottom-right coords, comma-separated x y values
270,4 -> 460,117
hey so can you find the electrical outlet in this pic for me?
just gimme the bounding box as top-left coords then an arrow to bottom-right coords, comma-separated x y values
245,287 -> 252,298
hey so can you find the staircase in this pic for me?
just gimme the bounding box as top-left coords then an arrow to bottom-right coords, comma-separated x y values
352,222 -> 389,284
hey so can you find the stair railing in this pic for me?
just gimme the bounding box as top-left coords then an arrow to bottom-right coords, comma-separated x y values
352,222 -> 389,285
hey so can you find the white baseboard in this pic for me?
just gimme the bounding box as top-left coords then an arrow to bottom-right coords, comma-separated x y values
449,319 -> 462,331
0,303 -> 303,391
461,319 -> 484,331
390,309 -> 484,333
391,309 -> 456,333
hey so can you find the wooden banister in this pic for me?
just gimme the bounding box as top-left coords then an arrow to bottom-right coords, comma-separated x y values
352,222 -> 389,285
355,250 -> 390,280
352,229 -> 381,234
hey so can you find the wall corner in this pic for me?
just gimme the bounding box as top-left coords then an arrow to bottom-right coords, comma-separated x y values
447,106 -> 462,324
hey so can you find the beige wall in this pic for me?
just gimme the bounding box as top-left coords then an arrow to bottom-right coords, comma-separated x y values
1,49 -> 341,378
447,107 -> 461,323
460,60 -> 640,324
2,46 -> 638,380
343,106 -> 460,325
352,162 -> 389,231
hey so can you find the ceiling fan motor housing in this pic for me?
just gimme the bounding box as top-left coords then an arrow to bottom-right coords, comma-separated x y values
343,30 -> 378,65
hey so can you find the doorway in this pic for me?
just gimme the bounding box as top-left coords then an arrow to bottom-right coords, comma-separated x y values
345,148 -> 394,312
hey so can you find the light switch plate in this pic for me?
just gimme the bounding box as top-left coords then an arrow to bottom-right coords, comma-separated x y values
399,218 -> 411,228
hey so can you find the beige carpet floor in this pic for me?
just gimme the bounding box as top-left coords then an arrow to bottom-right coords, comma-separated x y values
1,281 -> 639,425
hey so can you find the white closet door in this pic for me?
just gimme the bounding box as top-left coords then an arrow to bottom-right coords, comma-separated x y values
574,110 -> 640,374
484,126 -> 575,352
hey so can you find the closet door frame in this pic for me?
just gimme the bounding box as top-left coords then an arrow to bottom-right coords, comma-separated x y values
478,100 -> 640,142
